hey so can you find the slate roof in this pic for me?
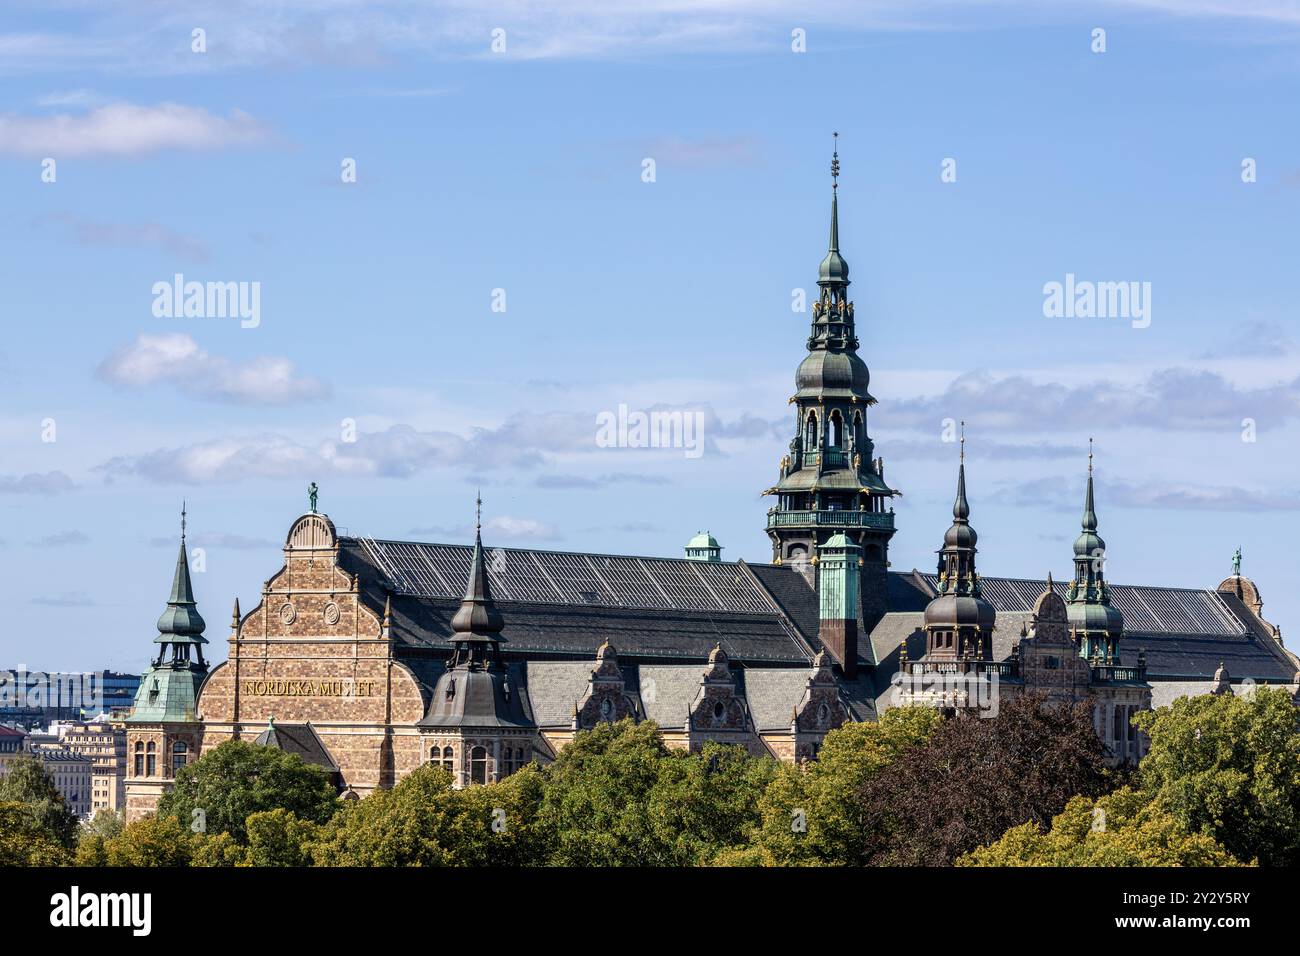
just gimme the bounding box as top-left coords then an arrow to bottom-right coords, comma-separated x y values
252,721 -> 339,772
340,538 -> 815,664
335,536 -> 1293,688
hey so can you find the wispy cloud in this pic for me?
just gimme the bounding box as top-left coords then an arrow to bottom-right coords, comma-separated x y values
409,515 -> 560,541
30,591 -> 98,607
39,213 -> 210,263
0,471 -> 76,495
877,367 -> 1300,433
0,102 -> 268,157
97,334 -> 329,405
29,530 -> 90,548
994,474 -> 1300,512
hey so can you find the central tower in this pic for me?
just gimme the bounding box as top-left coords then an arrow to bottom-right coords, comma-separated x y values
764,137 -> 899,638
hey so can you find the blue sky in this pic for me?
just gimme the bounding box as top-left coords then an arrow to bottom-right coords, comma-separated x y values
1,1 -> 1298,672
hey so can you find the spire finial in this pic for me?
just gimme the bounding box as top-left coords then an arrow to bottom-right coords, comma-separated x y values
475,489 -> 482,534
831,131 -> 840,191
181,500 -> 187,541
1088,437 -> 1094,475
960,421 -> 966,464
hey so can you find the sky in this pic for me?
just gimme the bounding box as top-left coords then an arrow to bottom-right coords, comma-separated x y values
1,0 -> 1298,673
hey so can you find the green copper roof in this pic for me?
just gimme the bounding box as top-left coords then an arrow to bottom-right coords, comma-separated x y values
686,532 -> 720,550
817,191 -> 850,287
155,538 -> 207,644
820,532 -> 857,549
124,663 -> 205,724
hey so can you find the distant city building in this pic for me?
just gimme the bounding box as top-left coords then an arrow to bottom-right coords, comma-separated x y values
122,156 -> 1300,818
60,721 -> 127,815
0,725 -> 25,779
24,747 -> 93,818
0,670 -> 139,729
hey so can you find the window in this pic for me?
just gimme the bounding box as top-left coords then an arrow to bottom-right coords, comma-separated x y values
133,741 -> 143,776
145,741 -> 156,777
470,746 -> 488,785
828,411 -> 843,448
441,745 -> 454,774
171,741 -> 188,775
804,412 -> 819,451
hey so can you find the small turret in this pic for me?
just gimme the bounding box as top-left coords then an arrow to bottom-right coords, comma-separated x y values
684,531 -> 722,563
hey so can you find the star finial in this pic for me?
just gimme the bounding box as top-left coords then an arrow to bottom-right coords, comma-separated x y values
959,420 -> 966,463
831,131 -> 840,190
181,500 -> 187,541
1088,437 -> 1094,475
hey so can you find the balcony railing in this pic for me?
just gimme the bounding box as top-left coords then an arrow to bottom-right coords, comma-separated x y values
1090,663 -> 1147,684
766,509 -> 895,531
902,659 -> 1021,680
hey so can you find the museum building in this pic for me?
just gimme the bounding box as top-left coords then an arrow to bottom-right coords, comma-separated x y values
123,157 -> 1300,819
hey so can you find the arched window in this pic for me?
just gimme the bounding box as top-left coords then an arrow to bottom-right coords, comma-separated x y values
171,740 -> 188,775
133,741 -> 144,776
804,411 -> 819,451
853,410 -> 864,447
470,746 -> 488,785
145,741 -> 156,777
441,745 -> 454,774
828,411 -> 843,448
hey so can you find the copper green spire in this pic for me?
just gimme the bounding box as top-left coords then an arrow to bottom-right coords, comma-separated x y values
953,422 -> 970,521
818,132 -> 850,288
1067,440 -> 1123,661
156,503 -> 206,642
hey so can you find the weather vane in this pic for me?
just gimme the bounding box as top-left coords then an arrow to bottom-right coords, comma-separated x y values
831,131 -> 840,190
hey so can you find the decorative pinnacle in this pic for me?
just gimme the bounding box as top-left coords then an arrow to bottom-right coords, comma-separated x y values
831,131 -> 840,190
960,421 -> 966,463
475,490 -> 482,533
1088,437 -> 1094,475
181,500 -> 187,541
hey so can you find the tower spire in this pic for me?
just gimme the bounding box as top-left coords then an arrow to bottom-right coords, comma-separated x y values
818,132 -> 849,288
450,496 -> 505,644
154,504 -> 208,666
953,423 -> 970,521
1067,443 -> 1123,661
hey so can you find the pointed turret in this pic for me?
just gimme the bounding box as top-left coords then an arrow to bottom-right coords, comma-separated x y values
922,430 -> 995,660
764,133 -> 898,632
1066,441 -> 1124,661
449,498 -> 506,645
153,505 -> 207,666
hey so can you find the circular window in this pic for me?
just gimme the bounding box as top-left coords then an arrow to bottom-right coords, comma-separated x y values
713,701 -> 726,721
323,602 -> 340,625
279,603 -> 296,625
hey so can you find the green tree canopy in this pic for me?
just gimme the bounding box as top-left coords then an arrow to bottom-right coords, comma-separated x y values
732,706 -> 942,866
1133,685 -> 1300,866
0,755 -> 80,849
536,719 -> 776,866
102,814 -> 193,867
156,739 -> 340,843
0,801 -> 73,866
959,785 -> 1243,867
312,763 -> 548,866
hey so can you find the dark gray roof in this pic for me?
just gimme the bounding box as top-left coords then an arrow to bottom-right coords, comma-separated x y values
252,722 -> 338,772
335,535 -> 1292,683
340,538 -> 815,664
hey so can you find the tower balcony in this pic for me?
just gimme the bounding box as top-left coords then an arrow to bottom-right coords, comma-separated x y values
1089,662 -> 1147,684
766,508 -> 895,532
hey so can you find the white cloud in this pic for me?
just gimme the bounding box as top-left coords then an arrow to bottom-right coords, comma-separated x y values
0,102 -> 267,157
97,334 -> 329,405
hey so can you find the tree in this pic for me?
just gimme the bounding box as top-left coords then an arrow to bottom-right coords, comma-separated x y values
243,808 -> 320,867
736,707 -> 942,865
0,801 -> 73,866
75,809 -> 125,866
102,814 -> 193,867
960,786 -> 1243,867
859,694 -> 1109,866
0,755 -> 79,849
312,764 -> 549,866
156,739 -> 339,843
536,719 -> 774,866
1133,686 -> 1300,866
